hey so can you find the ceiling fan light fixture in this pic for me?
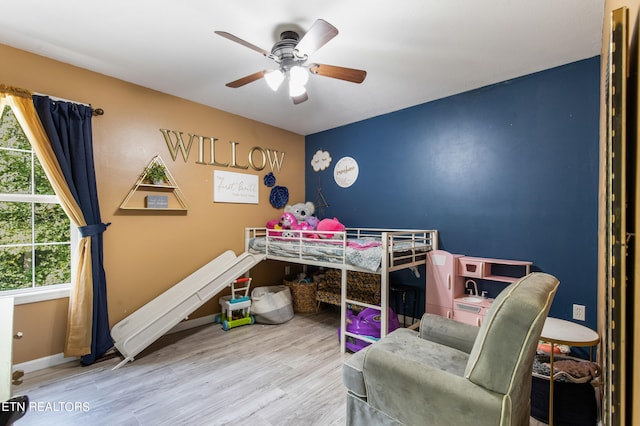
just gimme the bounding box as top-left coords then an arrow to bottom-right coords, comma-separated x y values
289,65 -> 309,87
264,69 -> 284,91
288,80 -> 306,98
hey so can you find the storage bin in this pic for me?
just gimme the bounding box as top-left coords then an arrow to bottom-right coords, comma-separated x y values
315,269 -> 381,308
530,354 -> 600,425
283,278 -> 317,313
531,376 -> 598,425
251,285 -> 294,324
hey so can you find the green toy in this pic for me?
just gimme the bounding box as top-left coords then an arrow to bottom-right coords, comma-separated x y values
215,277 -> 254,331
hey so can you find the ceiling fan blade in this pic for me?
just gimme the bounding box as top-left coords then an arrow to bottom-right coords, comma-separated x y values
215,31 -> 272,58
225,71 -> 266,88
294,19 -> 338,56
309,63 -> 367,83
292,92 -> 309,105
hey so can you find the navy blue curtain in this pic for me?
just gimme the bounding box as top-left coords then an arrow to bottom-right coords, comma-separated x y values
33,95 -> 112,365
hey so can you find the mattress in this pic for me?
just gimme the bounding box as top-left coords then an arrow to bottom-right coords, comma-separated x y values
247,236 -> 426,272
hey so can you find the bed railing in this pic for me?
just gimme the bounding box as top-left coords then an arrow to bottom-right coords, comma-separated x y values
350,228 -> 439,271
245,227 -> 438,272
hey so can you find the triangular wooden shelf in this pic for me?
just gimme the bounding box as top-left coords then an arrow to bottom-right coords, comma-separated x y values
119,156 -> 190,211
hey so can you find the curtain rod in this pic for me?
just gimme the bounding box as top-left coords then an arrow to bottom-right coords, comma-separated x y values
33,92 -> 104,116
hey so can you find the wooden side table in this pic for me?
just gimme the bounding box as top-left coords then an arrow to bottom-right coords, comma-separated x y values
540,317 -> 600,426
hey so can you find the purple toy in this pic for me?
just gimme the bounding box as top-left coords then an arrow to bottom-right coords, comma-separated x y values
338,307 -> 400,352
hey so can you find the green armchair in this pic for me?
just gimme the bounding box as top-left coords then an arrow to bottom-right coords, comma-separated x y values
343,272 -> 559,426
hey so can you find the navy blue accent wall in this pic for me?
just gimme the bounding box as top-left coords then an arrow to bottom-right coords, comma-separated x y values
305,57 -> 600,331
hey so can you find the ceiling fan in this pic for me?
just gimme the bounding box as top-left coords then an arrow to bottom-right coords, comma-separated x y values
215,19 -> 367,105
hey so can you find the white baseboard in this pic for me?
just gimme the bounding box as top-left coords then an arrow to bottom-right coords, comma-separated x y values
166,313 -> 218,334
14,313 -> 220,374
14,353 -> 78,374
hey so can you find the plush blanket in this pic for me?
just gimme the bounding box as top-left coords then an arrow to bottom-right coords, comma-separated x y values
248,237 -> 385,271
533,354 -> 601,383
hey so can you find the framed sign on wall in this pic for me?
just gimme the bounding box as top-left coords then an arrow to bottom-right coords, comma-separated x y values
213,170 -> 259,204
334,156 -> 359,188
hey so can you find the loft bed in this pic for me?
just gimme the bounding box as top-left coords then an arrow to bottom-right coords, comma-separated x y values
245,227 -> 439,352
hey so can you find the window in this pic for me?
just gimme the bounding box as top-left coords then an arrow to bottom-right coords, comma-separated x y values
0,105 -> 72,299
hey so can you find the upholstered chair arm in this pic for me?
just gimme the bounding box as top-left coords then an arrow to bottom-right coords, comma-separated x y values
419,313 -> 479,354
363,339 -> 507,426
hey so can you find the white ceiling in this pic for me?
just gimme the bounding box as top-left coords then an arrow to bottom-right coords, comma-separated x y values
0,1 -> 604,135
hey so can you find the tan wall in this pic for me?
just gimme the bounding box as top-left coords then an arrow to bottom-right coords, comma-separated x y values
0,43 -> 305,364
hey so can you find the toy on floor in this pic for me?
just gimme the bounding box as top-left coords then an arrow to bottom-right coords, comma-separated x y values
215,277 -> 254,331
338,307 -> 400,352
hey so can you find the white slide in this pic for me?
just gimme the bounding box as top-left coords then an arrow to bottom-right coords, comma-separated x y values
110,250 -> 265,369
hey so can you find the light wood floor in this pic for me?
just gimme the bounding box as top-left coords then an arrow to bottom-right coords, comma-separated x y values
12,309 -> 547,425
13,310 -> 349,426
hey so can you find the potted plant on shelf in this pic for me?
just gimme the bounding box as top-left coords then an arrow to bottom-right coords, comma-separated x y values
145,163 -> 168,185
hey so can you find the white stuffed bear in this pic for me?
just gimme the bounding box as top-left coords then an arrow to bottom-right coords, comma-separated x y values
284,201 -> 316,223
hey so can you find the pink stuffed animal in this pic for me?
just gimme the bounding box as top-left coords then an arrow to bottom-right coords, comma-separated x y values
279,212 -> 298,229
296,220 -> 315,238
279,212 -> 319,238
266,219 -> 282,236
316,217 -> 346,239
278,212 -> 300,238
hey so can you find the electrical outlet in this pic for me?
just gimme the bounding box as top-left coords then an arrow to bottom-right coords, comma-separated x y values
573,304 -> 586,321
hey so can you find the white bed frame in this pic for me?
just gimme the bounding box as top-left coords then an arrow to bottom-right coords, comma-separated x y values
245,227 -> 439,352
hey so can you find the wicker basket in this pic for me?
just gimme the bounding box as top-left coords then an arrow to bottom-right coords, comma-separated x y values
283,279 -> 317,313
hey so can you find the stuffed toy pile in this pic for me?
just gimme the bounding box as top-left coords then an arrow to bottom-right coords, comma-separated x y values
266,201 -> 345,239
